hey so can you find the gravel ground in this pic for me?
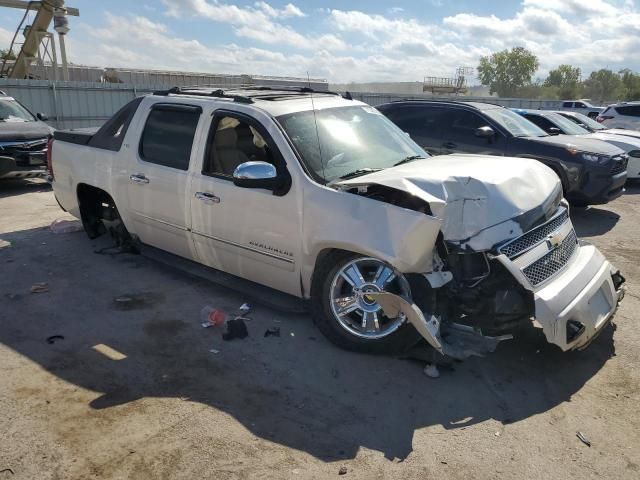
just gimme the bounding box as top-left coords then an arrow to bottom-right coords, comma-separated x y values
1,178 -> 639,479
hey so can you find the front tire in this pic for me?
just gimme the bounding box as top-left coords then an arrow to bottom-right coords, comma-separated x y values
311,252 -> 422,354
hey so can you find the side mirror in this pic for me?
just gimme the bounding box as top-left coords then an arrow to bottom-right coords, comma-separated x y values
233,161 -> 280,190
549,127 -> 562,135
474,126 -> 495,138
629,150 -> 640,159
36,112 -> 48,121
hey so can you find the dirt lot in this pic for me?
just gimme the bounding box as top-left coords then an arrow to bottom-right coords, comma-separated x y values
1,179 -> 639,479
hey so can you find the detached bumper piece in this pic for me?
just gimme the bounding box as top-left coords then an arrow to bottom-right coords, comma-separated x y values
369,292 -> 512,360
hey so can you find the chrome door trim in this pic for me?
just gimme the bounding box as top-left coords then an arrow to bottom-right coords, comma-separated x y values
192,230 -> 294,264
134,212 -> 188,231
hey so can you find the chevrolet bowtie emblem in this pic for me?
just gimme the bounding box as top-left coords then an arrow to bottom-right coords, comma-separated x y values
547,232 -> 563,248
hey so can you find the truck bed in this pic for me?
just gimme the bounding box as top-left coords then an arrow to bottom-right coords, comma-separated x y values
53,127 -> 100,146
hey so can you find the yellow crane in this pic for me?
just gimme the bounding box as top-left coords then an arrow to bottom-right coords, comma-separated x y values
0,0 -> 79,80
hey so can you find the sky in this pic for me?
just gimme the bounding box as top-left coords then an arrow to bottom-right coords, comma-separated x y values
0,0 -> 638,83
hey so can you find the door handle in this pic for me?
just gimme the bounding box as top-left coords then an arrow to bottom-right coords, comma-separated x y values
129,174 -> 150,184
195,191 -> 220,204
443,142 -> 457,150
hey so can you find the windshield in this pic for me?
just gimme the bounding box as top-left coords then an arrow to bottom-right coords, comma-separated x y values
276,105 -> 427,183
562,112 -> 606,131
483,107 -> 547,137
0,99 -> 35,122
545,112 -> 590,135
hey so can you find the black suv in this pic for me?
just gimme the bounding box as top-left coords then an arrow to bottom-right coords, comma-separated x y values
0,91 -> 52,180
377,101 -> 627,206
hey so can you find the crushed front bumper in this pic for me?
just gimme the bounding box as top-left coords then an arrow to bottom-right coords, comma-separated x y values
531,242 -> 624,350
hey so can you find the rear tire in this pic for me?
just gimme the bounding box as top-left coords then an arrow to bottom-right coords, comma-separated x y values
310,252 -> 422,354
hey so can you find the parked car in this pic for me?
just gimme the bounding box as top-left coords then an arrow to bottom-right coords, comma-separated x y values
49,87 -> 624,357
377,100 -> 627,206
0,90 -> 52,180
513,109 -> 640,179
560,99 -> 605,119
556,110 -> 640,141
597,102 -> 640,130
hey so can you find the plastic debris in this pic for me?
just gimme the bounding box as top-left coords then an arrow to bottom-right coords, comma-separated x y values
223,318 -> 248,341
209,348 -> 220,354
264,327 -> 281,338
494,431 -> 501,437
200,306 -> 227,328
423,364 -> 440,378
239,303 -> 251,314
30,282 -> 49,294
338,466 -> 347,475
50,218 -> 83,234
46,335 -> 64,345
576,431 -> 591,447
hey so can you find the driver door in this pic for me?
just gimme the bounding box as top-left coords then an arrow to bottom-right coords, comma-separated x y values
189,109 -> 302,296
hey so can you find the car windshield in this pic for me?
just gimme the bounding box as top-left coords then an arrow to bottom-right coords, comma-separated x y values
276,105 -> 428,183
0,99 -> 35,122
545,112 -> 590,135
562,112 -> 606,131
483,107 -> 547,137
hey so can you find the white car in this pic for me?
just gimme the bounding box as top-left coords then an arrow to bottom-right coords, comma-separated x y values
560,100 -> 604,119
49,87 -> 625,357
597,102 -> 640,130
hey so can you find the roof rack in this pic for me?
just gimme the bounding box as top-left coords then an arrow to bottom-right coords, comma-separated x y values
153,86 -> 255,104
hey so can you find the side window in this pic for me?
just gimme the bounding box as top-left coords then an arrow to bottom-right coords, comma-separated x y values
575,102 -> 586,108
89,97 -> 143,151
204,115 -> 273,177
445,109 -> 488,137
391,107 -> 446,136
616,105 -> 640,117
524,114 -> 555,132
139,104 -> 201,170
562,102 -> 573,108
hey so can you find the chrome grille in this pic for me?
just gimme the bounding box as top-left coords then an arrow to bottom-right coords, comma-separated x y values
498,208 -> 569,259
610,156 -> 628,175
522,229 -> 578,287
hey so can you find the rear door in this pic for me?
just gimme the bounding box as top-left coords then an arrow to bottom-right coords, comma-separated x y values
384,106 -> 446,155
523,114 -> 558,134
189,108 -> 302,297
126,102 -> 202,259
440,108 -> 506,155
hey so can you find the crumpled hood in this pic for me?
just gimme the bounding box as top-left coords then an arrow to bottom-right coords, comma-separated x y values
337,154 -> 562,250
528,133 -> 623,155
0,121 -> 53,141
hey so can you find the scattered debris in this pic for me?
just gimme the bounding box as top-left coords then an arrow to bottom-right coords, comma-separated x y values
424,364 -> 440,378
338,466 -> 348,475
494,431 -> 501,437
0,239 -> 11,249
209,348 -> 220,354
201,306 -> 227,328
0,468 -> 14,475
46,335 -> 64,345
576,431 -> 591,447
30,282 -> 49,294
223,318 -> 248,341
239,303 -> 251,314
50,218 -> 83,234
264,327 -> 281,338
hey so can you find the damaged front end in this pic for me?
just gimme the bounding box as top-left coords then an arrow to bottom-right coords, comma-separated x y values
336,156 -> 625,356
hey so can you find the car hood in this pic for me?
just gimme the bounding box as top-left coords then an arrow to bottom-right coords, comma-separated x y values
0,120 -> 53,141
602,128 -> 640,141
336,154 -> 562,250
585,132 -> 640,152
525,133 -> 623,155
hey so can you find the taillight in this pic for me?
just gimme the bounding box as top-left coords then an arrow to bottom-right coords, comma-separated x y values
596,115 -> 613,123
46,137 -> 54,180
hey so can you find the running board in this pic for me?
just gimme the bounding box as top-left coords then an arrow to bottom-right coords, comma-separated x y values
140,244 -> 307,314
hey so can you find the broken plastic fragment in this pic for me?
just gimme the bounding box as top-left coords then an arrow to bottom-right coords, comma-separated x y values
30,282 -> 49,294
223,318 -> 248,341
423,364 -> 440,378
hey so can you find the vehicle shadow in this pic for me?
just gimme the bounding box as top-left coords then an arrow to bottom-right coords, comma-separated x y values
571,206 -> 620,237
0,226 -> 616,462
0,178 -> 51,198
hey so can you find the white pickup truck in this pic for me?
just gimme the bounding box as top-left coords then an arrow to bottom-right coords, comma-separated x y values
49,87 -> 625,358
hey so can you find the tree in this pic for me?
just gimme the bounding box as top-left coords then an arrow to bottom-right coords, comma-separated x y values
619,69 -> 640,101
0,49 -> 15,61
583,69 -> 624,103
544,64 -> 582,99
477,47 -> 539,97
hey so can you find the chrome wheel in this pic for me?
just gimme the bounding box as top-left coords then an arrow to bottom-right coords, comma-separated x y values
329,257 -> 411,340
